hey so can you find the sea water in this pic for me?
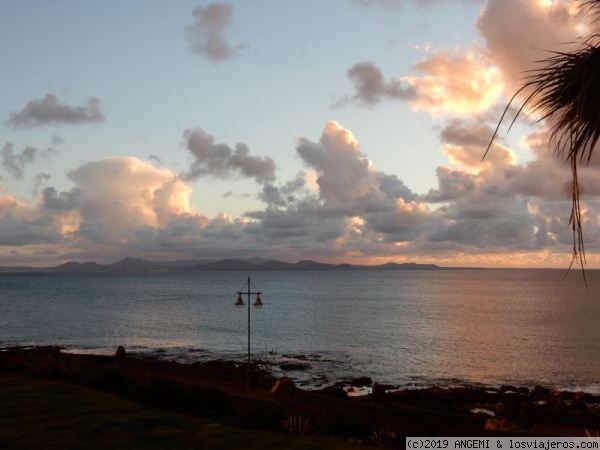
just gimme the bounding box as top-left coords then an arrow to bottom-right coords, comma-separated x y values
0,269 -> 599,392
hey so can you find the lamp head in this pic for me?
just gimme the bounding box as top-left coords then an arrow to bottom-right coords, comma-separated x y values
235,293 -> 245,308
253,293 -> 263,308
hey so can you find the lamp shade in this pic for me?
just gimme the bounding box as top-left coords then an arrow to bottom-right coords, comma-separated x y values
253,294 -> 263,308
235,294 -> 245,308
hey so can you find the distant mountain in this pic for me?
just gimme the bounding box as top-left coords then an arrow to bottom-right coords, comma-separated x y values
106,257 -> 217,271
0,257 -> 447,273
46,261 -> 106,272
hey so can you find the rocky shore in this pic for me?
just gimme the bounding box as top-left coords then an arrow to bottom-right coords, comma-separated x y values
1,346 -> 598,440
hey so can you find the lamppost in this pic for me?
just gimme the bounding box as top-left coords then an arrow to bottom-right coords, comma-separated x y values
235,276 -> 263,389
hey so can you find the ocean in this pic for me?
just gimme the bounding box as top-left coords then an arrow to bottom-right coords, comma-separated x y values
1,268 -> 599,392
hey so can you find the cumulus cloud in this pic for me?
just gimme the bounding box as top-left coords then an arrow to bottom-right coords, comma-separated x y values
404,50 -> 503,116
184,127 -> 276,183
339,51 -> 502,116
187,3 -> 242,62
41,186 -> 80,211
1,118 -> 599,266
477,0 -> 583,84
0,193 -> 62,246
67,158 -> 194,238
296,122 -> 419,208
293,121 -> 426,246
335,61 -> 416,107
7,94 -> 105,128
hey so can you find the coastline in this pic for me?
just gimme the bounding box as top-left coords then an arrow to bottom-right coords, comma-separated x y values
2,346 -> 599,438
54,344 -> 600,395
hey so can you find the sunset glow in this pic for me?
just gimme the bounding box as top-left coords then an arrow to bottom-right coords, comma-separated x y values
0,0 -> 598,269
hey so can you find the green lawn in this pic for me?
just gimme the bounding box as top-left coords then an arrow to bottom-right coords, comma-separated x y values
0,373 -> 365,449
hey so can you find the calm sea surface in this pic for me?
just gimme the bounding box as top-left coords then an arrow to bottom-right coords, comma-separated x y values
1,269 -> 599,392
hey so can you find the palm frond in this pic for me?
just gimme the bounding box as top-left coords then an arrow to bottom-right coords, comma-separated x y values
485,0 -> 600,273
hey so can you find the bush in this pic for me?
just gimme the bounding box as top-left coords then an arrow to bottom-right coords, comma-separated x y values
282,414 -> 311,436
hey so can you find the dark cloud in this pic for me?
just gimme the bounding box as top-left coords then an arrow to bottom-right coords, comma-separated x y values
1,143 -> 36,179
184,127 -> 276,183
7,94 -> 104,128
149,154 -> 162,164
375,172 -> 417,202
1,143 -> 59,179
187,3 -> 242,62
41,187 -> 80,211
440,119 -> 495,148
0,213 -> 61,246
32,173 -> 51,195
259,184 -> 286,206
422,167 -> 476,202
51,134 -> 64,146
335,61 -> 415,107
427,195 -> 538,249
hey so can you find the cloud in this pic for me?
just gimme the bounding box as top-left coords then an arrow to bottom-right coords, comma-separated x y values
67,158 -> 194,238
477,0 -> 583,85
351,0 -> 403,7
339,51 -> 502,116
1,118 -> 600,266
404,50 -> 503,116
1,143 -> 36,179
335,61 -> 416,107
7,94 -> 105,128
41,186 -> 80,211
187,3 -> 242,62
293,121 -> 426,248
0,193 -> 62,246
184,127 -> 276,183
351,0 -> 479,7
51,134 -> 64,146
32,173 -> 51,195
296,121 -> 417,208
1,143 -> 59,179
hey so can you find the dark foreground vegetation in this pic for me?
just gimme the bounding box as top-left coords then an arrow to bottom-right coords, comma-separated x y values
1,347 -> 599,448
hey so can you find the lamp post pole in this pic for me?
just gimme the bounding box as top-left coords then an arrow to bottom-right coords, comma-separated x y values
235,276 -> 262,389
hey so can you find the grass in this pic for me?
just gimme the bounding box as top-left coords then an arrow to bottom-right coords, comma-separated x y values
0,373 -> 364,450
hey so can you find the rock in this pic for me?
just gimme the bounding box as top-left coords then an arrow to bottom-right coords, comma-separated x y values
279,362 -> 310,371
552,391 -> 565,408
270,376 -> 296,398
533,385 -> 552,399
494,402 -> 505,417
114,346 -> 126,362
350,376 -> 372,387
372,382 -> 387,403
317,386 -> 348,400
518,403 -> 536,428
503,396 -> 521,420
484,418 -> 507,431
570,392 -> 588,412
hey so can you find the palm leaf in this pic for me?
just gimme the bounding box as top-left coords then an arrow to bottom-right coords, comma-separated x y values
486,0 -> 600,273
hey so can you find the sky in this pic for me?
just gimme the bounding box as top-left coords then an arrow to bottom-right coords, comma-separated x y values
1,0 -> 599,268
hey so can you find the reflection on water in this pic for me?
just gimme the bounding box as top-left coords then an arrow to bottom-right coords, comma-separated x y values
0,269 -> 599,391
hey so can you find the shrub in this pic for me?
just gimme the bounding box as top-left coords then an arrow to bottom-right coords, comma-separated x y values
282,414 -> 310,436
